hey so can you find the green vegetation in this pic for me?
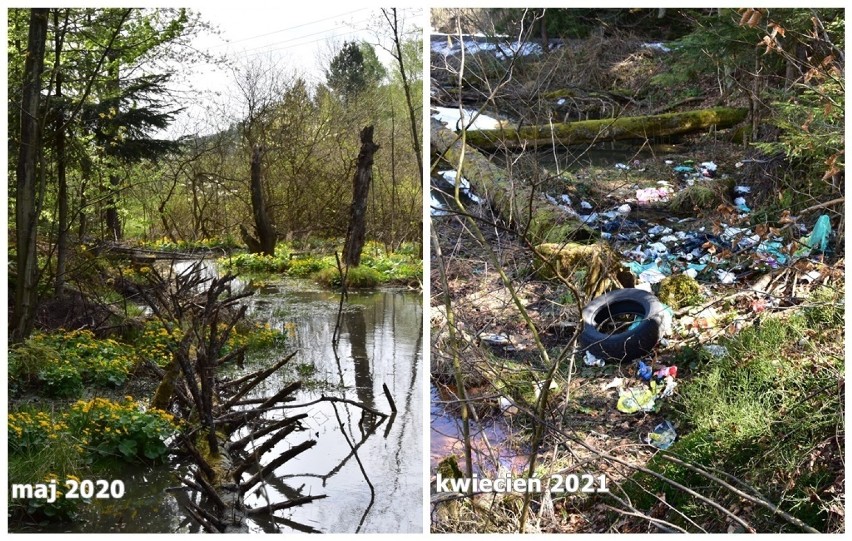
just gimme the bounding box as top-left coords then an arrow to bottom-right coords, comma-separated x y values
630,286 -> 844,531
8,398 -> 179,521
10,331 -> 136,397
657,274 -> 703,310
140,236 -> 241,252
9,322 -> 286,399
218,241 -> 421,287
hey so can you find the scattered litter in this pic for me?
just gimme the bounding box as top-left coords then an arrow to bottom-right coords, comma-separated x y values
580,200 -> 593,210
636,187 -> 669,204
617,386 -> 656,414
660,377 -> 678,398
579,213 -> 599,224
480,333 -> 510,346
584,351 -> 605,367
617,204 -> 631,215
734,185 -> 751,194
615,163 -> 631,170
648,225 -> 673,236
640,267 -> 668,285
664,159 -> 674,165
716,269 -> 736,284
601,377 -> 623,391
756,240 -> 788,266
499,396 -> 519,415
648,242 -> 669,255
654,366 -> 677,380
659,234 -> 680,244
557,98 -> 566,106
645,420 -> 677,450
795,214 -> 832,256
637,360 -> 653,381
628,316 -> 644,331
703,344 -> 728,358
560,194 -> 572,205
800,269 -> 823,283
684,268 -> 698,279
643,42 -> 671,53
533,380 -> 559,401
734,197 -> 750,212
673,165 -> 694,173
699,161 -> 717,171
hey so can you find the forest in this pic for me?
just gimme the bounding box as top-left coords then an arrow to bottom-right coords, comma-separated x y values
9,7 -> 423,533
430,8 -> 844,534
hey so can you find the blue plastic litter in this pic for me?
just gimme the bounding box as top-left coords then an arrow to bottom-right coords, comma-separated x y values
673,165 -> 694,173
637,360 -> 653,381
813,214 -> 832,252
756,240 -> 788,265
628,316 -> 644,331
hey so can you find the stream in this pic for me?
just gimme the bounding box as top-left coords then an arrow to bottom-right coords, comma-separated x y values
50,266 -> 423,533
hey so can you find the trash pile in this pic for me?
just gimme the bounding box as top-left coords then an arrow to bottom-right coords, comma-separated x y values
549,159 -> 834,288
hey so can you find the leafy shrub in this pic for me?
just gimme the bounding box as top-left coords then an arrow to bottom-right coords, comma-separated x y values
10,331 -> 136,397
288,256 -> 334,277
66,397 -> 178,462
313,266 -> 384,288
8,411 -> 67,453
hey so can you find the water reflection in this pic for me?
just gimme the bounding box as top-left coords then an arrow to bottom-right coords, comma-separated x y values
243,282 -> 423,533
42,277 -> 422,534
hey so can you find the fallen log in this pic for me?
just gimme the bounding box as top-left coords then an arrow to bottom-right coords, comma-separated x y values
461,107 -> 748,150
432,123 -> 595,243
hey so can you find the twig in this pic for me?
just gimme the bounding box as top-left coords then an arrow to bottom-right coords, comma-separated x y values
382,383 -> 397,413
659,453 -> 819,533
245,495 -> 328,516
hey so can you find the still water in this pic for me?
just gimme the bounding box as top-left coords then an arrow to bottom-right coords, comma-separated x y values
42,275 -> 422,533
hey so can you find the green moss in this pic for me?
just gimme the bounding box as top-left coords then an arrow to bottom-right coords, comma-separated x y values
463,107 -> 748,150
658,273 -> 702,309
436,455 -> 464,479
668,181 -> 727,213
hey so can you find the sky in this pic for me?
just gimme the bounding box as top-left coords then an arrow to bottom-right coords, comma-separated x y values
162,5 -> 407,137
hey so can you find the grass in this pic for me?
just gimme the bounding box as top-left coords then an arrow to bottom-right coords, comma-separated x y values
625,285 -> 844,532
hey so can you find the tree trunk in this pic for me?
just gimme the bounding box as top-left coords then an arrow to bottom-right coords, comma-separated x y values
384,8 -> 422,184
343,125 -> 380,267
53,10 -> 69,296
105,174 -> 123,241
462,107 -> 748,151
248,145 -> 276,256
431,123 -> 595,244
104,50 -> 123,241
12,8 -> 49,343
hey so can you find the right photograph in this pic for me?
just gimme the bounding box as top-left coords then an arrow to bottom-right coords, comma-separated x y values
429,7 -> 844,534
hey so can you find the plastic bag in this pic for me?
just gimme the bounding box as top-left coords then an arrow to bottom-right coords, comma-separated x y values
617,385 -> 656,413
795,214 -> 831,256
645,420 -> 677,449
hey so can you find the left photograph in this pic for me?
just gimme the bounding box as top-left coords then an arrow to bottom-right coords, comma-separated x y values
7,7 -> 423,533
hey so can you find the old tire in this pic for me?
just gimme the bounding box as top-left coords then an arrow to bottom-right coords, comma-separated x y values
579,289 -> 665,362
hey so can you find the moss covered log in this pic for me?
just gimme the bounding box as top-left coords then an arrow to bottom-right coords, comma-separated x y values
431,124 -> 595,243
462,107 -> 748,150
